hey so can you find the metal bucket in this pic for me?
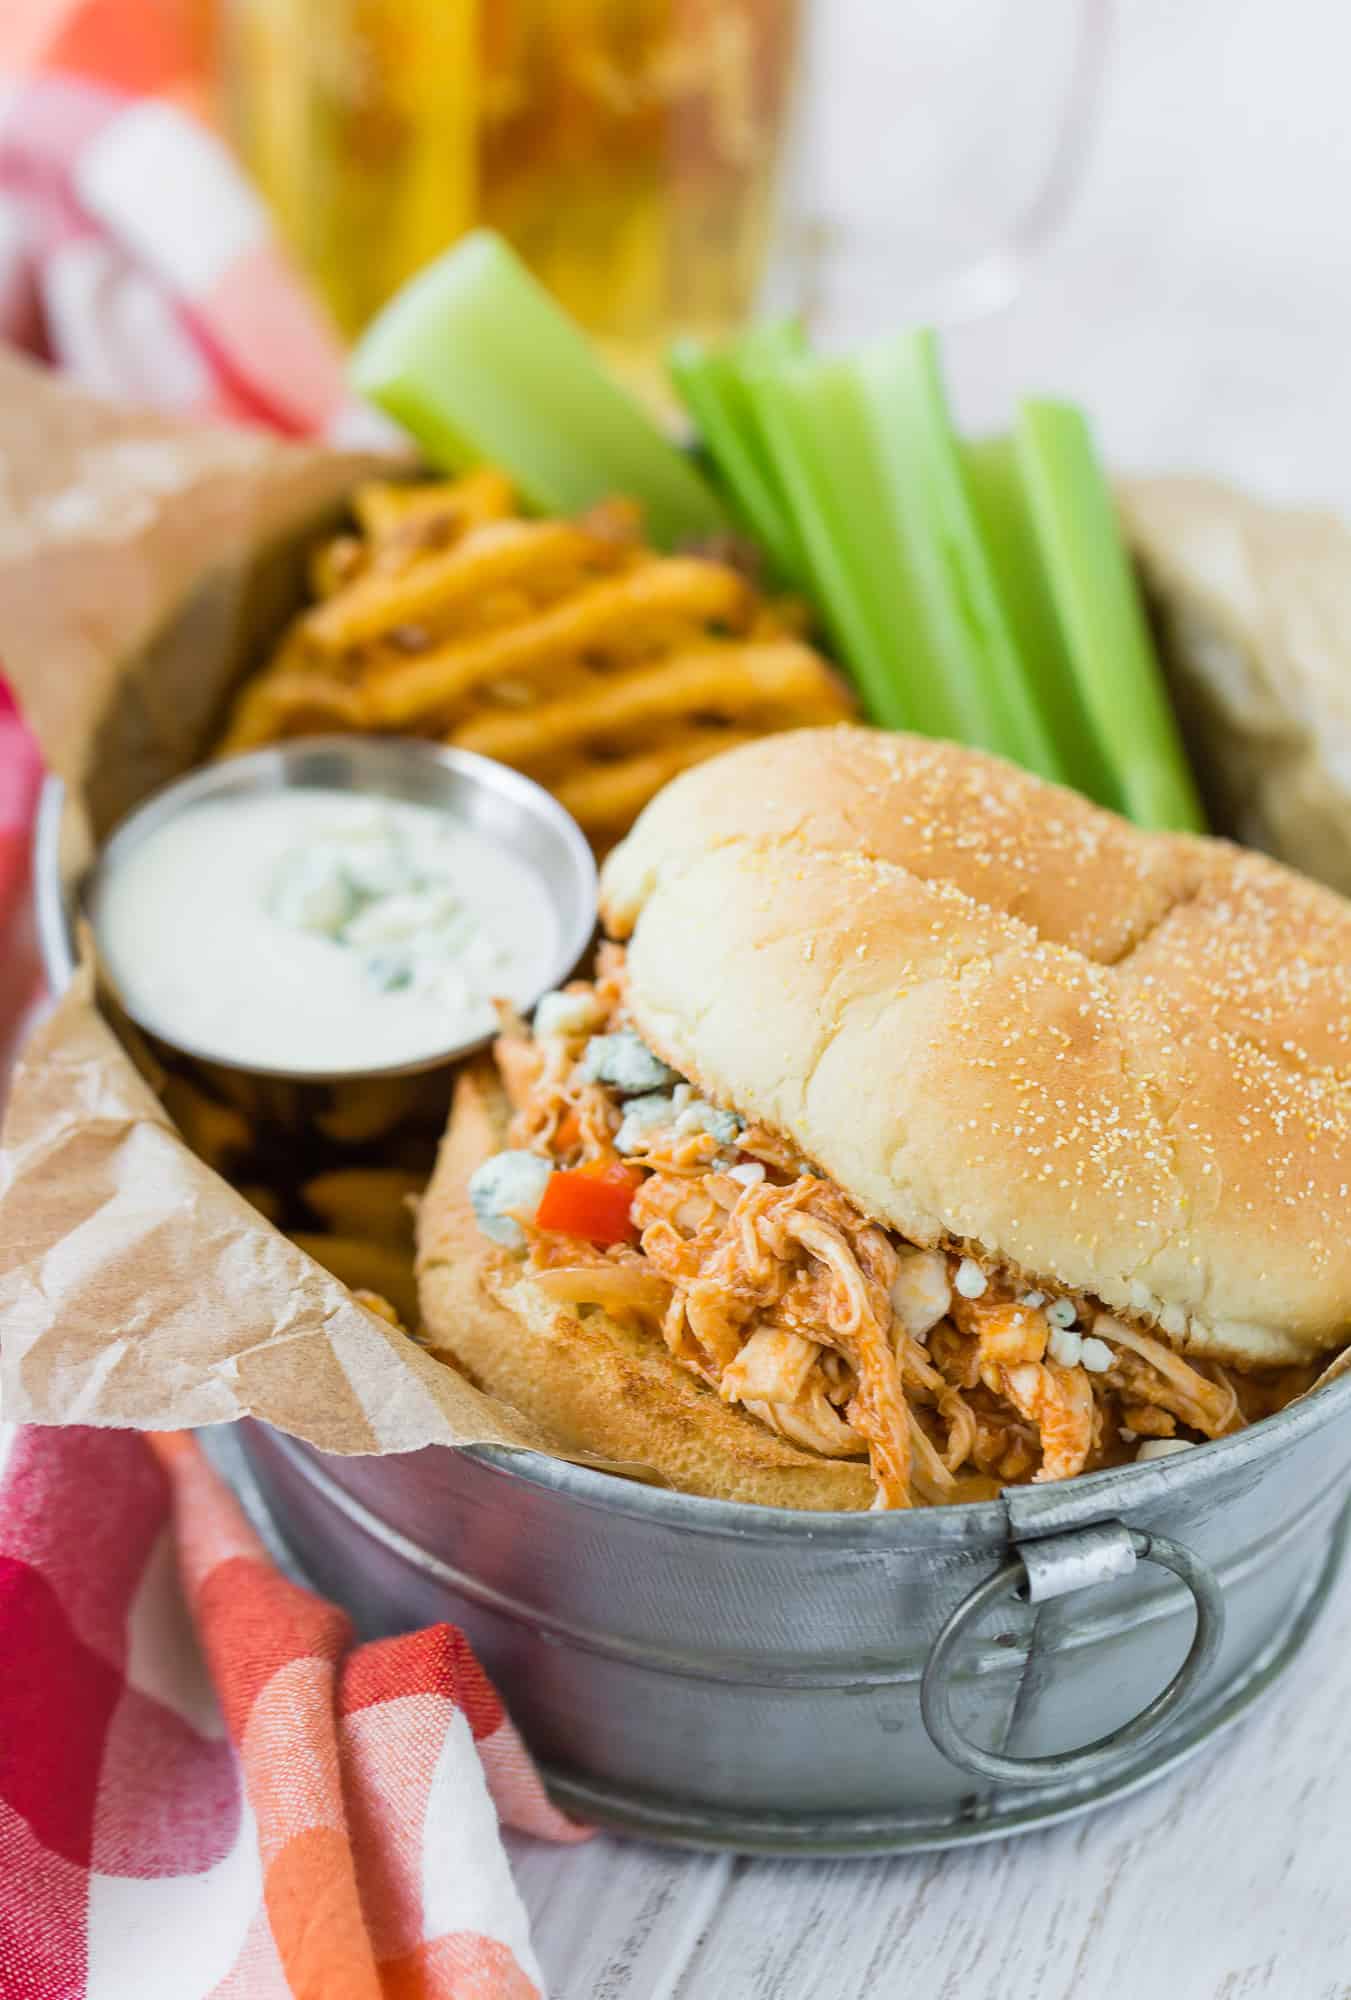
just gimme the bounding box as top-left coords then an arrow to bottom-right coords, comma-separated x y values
232,1404 -> 1351,1853
34,777 -> 1351,1853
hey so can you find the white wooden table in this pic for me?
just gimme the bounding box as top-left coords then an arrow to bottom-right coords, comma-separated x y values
507,1558 -> 1351,1997
509,3 -> 1351,1990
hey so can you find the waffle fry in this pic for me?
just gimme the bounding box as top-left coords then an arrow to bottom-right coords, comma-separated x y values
351,468 -> 515,546
159,1075 -> 253,1177
189,1060 -> 264,1120
306,515 -> 632,651
553,728 -> 760,835
302,1166 -> 422,1246
289,1231 -> 420,1330
217,668 -> 371,755
451,642 -> 850,774
314,1073 -> 430,1145
363,558 -> 754,727
215,470 -> 857,848
236,1182 -> 284,1225
352,1288 -> 407,1331
308,472 -> 520,601
193,1062 -> 305,1132
310,534 -> 366,599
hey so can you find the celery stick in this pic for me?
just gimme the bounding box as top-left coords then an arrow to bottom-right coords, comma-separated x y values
1015,399 -> 1205,831
668,330 -> 807,585
730,320 -> 807,368
747,356 -> 959,735
962,434 -> 1124,811
677,320 -> 809,583
853,331 -> 1065,785
350,230 -> 728,549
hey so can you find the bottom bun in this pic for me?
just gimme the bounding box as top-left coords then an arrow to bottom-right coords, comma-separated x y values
416,1064 -> 876,1511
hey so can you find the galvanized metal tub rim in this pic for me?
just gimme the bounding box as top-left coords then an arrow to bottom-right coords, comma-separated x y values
449,1352 -> 1351,1542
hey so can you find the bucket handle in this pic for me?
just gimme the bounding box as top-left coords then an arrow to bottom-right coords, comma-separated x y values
919,1521 -> 1226,1785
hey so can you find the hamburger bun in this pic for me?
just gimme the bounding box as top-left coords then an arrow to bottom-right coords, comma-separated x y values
416,1061 -> 876,1509
601,726 -> 1351,1369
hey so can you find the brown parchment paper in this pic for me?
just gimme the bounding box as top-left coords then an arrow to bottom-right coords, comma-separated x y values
0,352 -> 549,1457
1121,476 -> 1351,900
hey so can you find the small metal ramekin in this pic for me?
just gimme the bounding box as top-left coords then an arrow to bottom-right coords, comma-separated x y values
77,736 -> 598,1083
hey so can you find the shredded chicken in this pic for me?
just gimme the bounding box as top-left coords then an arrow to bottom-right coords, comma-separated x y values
1094,1315 -> 1241,1437
484,950 -> 1286,1509
1002,1364 -> 1098,1484
721,1326 -> 819,1404
954,1299 -> 1099,1483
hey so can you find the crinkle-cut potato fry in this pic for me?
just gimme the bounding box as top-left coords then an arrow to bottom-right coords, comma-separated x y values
311,469 -> 519,601
236,1181 -> 284,1225
314,1073 -> 428,1145
749,596 -> 813,639
160,1075 -> 253,1175
217,668 -> 371,754
289,1232 -> 420,1332
554,728 -> 760,837
383,1129 -> 441,1177
194,1061 -> 306,1131
305,515 -> 633,651
190,1059 -> 264,1120
310,532 -> 367,599
571,496 -> 646,549
302,1166 -> 422,1246
451,641 -> 852,771
352,467 -> 515,545
352,1288 -> 406,1331
363,558 -> 754,727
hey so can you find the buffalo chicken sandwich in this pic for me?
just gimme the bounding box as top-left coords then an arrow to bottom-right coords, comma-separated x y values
417,727 -> 1351,1509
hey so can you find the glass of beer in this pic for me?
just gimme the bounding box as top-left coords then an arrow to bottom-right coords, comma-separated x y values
223,0 -> 803,400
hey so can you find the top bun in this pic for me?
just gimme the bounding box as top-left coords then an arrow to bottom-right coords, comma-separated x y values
600,726 -> 1351,1368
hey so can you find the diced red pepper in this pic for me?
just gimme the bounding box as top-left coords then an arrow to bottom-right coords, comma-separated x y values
535,1159 -> 642,1245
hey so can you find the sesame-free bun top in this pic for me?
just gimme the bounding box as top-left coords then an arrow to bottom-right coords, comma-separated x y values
600,726 -> 1351,1369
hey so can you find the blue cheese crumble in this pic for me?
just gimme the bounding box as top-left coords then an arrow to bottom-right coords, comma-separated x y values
468,1150 -> 554,1248
578,1030 -> 679,1095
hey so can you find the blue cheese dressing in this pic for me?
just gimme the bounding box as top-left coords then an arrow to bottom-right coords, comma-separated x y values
94,788 -> 560,1072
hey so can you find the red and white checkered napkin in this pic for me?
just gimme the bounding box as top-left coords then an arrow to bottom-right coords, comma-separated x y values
0,12 -> 588,1999
0,681 -> 43,1081
0,1427 -> 588,1999
0,4 -> 369,435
